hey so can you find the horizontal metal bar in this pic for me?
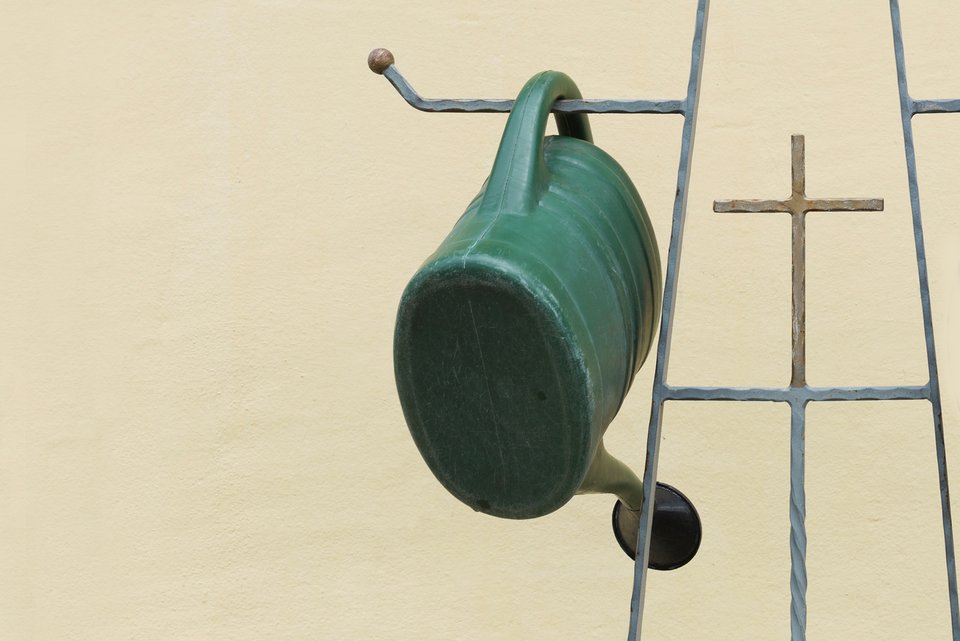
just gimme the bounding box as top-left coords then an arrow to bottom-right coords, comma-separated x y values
806,385 -> 929,401
369,50 -> 686,114
663,384 -> 930,403
548,98 -> 686,114
715,198 -> 884,215
714,199 -> 791,214
912,98 -> 960,114
664,386 -> 790,402
804,198 -> 884,212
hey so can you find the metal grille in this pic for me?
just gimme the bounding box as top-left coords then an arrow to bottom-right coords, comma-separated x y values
369,0 -> 958,637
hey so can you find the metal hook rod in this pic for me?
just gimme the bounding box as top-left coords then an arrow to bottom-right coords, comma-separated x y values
367,48 -> 686,115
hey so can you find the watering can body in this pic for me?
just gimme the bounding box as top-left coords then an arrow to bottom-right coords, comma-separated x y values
394,71 -> 662,520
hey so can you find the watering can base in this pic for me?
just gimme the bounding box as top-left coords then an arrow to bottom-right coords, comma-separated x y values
612,483 -> 702,570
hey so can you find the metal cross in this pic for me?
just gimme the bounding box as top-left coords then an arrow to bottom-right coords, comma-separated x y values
713,134 -> 883,641
713,134 -> 884,387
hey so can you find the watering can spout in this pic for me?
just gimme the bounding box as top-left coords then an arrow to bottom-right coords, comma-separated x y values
580,441 -> 645,509
580,441 -> 701,568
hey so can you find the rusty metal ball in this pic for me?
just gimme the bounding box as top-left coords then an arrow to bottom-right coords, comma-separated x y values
367,48 -> 395,74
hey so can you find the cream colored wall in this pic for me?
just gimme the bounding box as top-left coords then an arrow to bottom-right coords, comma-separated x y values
2,1 -> 959,639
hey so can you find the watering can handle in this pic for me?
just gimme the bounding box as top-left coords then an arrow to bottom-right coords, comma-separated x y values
479,71 -> 593,216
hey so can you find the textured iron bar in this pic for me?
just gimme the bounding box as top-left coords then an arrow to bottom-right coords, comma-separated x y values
804,385 -> 929,401
627,1 -> 709,639
372,56 -> 686,114
791,136 -> 807,388
792,280 -> 807,389
664,385 -> 929,403
789,400 -> 808,641
889,2 -> 960,638
911,98 -> 960,115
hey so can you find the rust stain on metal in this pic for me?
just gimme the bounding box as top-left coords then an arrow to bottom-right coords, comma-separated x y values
713,135 -> 883,388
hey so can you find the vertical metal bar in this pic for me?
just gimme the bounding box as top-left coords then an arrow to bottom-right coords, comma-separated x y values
791,133 -> 806,198
789,400 -> 808,641
789,135 -> 809,641
889,2 -> 960,638
790,135 -> 807,389
790,212 -> 807,389
627,1 -> 709,639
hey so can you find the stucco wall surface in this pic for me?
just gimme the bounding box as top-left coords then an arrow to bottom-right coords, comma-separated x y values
2,1 -> 959,639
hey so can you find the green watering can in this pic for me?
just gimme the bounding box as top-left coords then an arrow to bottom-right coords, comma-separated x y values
394,71 -> 701,568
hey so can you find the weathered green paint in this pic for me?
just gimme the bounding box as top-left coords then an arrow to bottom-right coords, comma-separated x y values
394,71 -> 661,519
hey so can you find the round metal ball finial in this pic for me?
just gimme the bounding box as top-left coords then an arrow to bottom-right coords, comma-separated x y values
368,48 -> 395,74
